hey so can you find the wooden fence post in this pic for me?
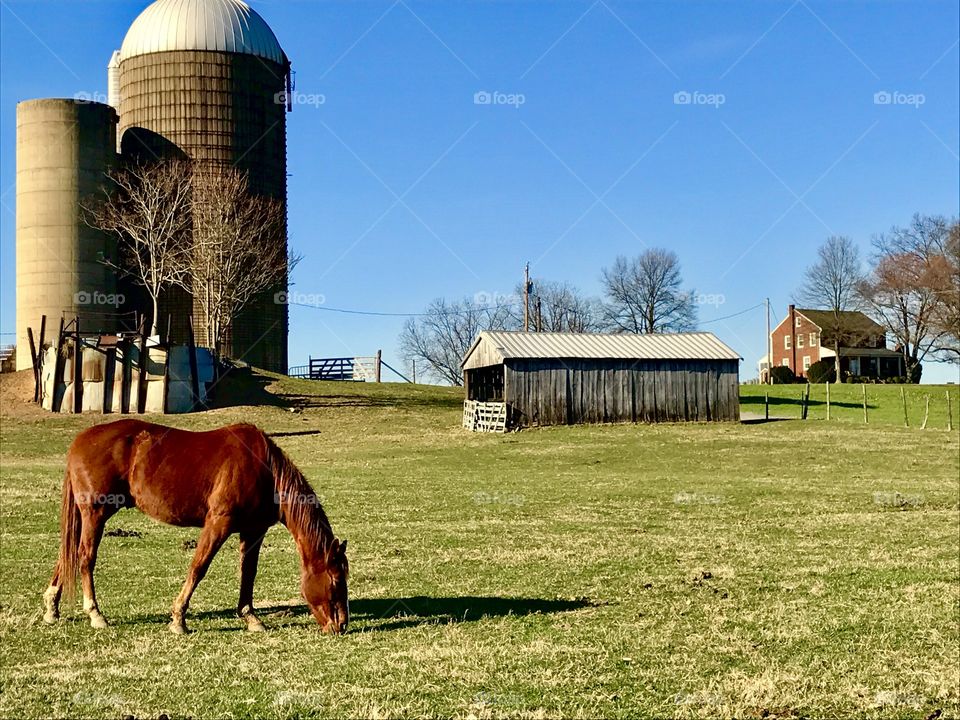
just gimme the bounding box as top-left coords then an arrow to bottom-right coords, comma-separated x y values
27,327 -> 39,403
375,350 -> 382,383
764,392 -> 769,421
900,386 -> 909,428
37,315 -> 47,403
162,345 -> 172,414
137,323 -> 149,414
921,395 -> 930,430
104,346 -> 117,414
947,391 -> 953,432
412,360 -> 417,385
802,384 -> 810,420
52,318 -> 66,413
120,339 -> 132,415
187,316 -> 200,410
861,384 -> 868,424
826,382 -> 831,421
73,323 -> 83,414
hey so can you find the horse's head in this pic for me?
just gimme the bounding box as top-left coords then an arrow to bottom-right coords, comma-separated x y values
302,538 -> 349,634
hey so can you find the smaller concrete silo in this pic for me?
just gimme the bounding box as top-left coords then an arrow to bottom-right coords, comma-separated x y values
15,99 -> 119,370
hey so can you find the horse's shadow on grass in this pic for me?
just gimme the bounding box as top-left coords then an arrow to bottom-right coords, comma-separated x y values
129,596 -> 597,633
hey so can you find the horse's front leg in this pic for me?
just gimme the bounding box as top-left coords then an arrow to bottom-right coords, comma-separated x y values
237,530 -> 268,632
79,507 -> 110,629
170,517 -> 231,634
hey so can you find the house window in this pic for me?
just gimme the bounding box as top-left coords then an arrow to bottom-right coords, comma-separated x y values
797,334 -> 805,348
784,336 -> 791,350
796,316 -> 802,328
803,356 -> 812,371
781,359 -> 790,367
849,358 -> 860,375
809,333 -> 818,347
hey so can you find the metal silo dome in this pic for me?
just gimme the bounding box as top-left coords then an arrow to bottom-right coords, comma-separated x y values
120,0 -> 286,65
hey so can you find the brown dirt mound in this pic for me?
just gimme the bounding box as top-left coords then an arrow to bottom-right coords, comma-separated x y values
0,369 -> 45,420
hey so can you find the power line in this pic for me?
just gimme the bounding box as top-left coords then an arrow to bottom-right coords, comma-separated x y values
698,302 -> 766,325
291,299 -> 768,325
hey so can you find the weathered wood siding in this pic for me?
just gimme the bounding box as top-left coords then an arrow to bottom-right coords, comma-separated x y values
504,358 -> 739,425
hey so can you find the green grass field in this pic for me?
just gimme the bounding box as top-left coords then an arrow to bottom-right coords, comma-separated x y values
1,372 -> 958,719
741,382 -> 959,428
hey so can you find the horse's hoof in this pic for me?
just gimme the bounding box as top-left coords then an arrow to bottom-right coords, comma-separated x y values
89,613 -> 109,630
168,620 -> 189,635
42,611 -> 59,625
245,619 -> 267,633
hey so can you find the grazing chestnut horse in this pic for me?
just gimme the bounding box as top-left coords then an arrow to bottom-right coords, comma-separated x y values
42,419 -> 349,634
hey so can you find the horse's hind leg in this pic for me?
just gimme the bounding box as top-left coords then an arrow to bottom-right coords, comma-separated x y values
42,560 -> 62,624
79,508 -> 110,629
170,517 -> 231,634
237,530 -> 268,632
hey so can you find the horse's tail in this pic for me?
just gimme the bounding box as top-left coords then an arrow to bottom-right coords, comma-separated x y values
58,465 -> 81,599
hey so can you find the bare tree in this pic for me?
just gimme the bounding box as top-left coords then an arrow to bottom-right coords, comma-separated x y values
85,159 -> 194,334
511,278 -> 603,333
600,249 -> 697,334
400,296 -> 513,385
858,215 -> 957,379
796,236 -> 865,383
930,221 -> 960,362
187,165 -> 295,357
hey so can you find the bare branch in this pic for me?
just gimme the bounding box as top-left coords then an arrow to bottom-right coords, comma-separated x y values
600,249 -> 698,334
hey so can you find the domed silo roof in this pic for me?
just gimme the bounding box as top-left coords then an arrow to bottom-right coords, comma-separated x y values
120,0 -> 286,65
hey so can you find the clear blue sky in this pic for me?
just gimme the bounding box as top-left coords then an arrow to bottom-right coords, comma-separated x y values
2,0 -> 958,383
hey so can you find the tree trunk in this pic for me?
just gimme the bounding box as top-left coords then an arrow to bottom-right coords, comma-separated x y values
834,340 -> 842,383
150,295 -> 160,336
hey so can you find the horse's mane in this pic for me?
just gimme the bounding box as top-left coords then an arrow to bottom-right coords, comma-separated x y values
264,435 -> 335,559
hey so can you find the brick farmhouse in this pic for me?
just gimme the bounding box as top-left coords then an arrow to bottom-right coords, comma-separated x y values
759,305 -> 905,381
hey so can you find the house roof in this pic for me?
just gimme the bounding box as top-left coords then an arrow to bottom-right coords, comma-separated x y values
462,331 -> 741,369
795,309 -> 885,336
819,346 -> 903,359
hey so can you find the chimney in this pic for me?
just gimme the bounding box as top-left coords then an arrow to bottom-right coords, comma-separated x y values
788,305 -> 797,373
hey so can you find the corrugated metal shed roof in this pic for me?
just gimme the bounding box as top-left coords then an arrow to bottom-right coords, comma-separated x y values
120,0 -> 286,65
462,331 -> 741,368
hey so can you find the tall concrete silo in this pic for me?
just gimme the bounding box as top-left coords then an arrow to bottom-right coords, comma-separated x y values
15,99 -> 119,371
116,0 -> 292,373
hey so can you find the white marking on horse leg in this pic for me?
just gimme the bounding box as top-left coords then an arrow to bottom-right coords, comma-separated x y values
42,585 -> 60,624
83,595 -> 108,629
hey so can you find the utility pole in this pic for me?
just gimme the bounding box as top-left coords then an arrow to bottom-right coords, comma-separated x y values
523,262 -> 531,332
536,296 -> 543,333
766,297 -> 772,385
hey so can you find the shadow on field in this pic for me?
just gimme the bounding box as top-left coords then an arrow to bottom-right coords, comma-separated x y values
741,395 -> 876,411
127,596 -> 595,632
349,596 -> 596,631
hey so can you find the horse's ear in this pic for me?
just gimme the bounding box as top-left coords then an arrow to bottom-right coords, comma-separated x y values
340,539 -> 347,553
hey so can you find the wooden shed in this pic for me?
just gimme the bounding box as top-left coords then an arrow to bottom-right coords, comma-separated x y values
461,331 -> 741,430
